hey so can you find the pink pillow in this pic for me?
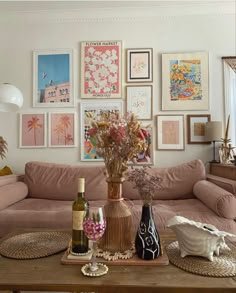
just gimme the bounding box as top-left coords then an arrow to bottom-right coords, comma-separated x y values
193,180 -> 236,219
0,182 -> 28,210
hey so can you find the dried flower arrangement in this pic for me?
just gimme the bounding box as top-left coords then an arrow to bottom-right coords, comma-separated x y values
88,112 -> 148,178
127,166 -> 161,205
0,136 -> 7,160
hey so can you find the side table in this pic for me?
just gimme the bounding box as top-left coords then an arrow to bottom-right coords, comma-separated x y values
209,163 -> 236,181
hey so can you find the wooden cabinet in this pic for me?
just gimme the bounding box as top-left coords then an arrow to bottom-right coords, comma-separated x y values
209,163 -> 236,180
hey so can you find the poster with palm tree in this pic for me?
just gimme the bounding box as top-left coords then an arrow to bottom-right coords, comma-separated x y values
19,113 -> 47,148
48,112 -> 77,147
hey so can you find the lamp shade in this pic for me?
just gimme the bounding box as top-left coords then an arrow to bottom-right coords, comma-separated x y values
205,121 -> 223,142
0,83 -> 23,112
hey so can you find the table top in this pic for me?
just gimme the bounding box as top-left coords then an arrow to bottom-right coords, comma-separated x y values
0,229 -> 235,293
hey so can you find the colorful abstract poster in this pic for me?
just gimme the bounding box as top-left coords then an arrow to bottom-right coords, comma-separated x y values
80,41 -> 122,98
80,101 -> 123,161
19,113 -> 46,148
49,112 -> 77,147
162,52 -> 208,110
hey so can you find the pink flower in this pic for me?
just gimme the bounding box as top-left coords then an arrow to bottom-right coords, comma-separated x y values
89,128 -> 97,137
109,126 -> 125,144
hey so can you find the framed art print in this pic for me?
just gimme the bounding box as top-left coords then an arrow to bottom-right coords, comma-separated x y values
156,115 -> 184,150
80,40 -> 122,98
126,48 -> 153,83
187,114 -> 211,144
48,112 -> 77,147
19,113 -> 47,148
126,85 -> 153,120
33,49 -> 74,107
162,52 -> 209,111
80,101 -> 123,161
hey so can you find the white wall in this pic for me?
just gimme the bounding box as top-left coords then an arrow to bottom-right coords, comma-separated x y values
0,3 -> 235,173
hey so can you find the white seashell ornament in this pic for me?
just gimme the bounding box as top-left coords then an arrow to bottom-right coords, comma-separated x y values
167,216 -> 236,261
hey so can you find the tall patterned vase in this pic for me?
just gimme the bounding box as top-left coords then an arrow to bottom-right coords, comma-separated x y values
135,203 -> 161,260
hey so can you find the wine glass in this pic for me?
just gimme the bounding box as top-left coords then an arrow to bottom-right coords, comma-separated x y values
81,206 -> 108,277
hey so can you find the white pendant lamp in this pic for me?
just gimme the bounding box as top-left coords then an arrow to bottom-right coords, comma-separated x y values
0,83 -> 23,112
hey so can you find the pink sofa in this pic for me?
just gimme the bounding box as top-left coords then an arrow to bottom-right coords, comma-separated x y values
0,159 -> 236,238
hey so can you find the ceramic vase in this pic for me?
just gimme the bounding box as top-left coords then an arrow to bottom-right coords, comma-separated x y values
135,203 -> 161,260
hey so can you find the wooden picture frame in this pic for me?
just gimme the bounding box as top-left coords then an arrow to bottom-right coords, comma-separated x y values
187,114 -> 211,144
126,85 -> 153,120
162,52 -> 209,111
156,115 -> 184,150
126,48 -> 153,83
48,112 -> 77,147
80,40 -> 122,98
33,49 -> 74,108
80,101 -> 123,161
19,113 -> 47,148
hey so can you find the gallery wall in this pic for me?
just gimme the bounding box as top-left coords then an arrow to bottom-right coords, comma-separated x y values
0,3 -> 235,173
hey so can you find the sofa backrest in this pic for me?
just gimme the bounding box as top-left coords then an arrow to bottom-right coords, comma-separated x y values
123,159 -> 206,200
24,161 -> 107,201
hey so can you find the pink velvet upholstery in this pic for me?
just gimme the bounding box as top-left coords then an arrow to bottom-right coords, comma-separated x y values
123,159 -> 206,200
193,180 -> 236,220
207,174 -> 236,195
25,161 -> 107,201
0,160 -> 235,238
0,182 -> 28,210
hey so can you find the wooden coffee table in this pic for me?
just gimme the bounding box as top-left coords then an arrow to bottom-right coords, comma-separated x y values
0,229 -> 235,293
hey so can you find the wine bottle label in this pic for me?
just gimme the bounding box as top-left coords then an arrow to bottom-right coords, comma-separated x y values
73,211 -> 85,230
78,178 -> 85,193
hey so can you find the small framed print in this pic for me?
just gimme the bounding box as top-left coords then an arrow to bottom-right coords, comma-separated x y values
156,115 -> 184,150
80,40 -> 122,98
33,49 -> 74,107
187,114 -> 211,144
126,85 -> 152,120
126,48 -> 153,83
48,112 -> 77,147
19,113 -> 47,148
80,101 -> 123,161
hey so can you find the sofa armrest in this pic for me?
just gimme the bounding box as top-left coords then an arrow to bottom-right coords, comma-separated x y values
193,180 -> 236,220
206,174 -> 236,195
0,182 -> 28,210
0,174 -> 24,187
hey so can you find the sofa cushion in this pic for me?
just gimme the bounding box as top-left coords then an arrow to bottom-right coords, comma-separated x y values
0,182 -> 28,210
123,159 -> 206,200
24,161 -> 107,201
193,180 -> 236,219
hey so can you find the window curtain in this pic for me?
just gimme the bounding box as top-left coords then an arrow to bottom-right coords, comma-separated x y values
223,61 -> 236,147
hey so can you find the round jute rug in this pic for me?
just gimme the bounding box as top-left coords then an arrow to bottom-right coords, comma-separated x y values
166,241 -> 236,277
0,231 -> 71,259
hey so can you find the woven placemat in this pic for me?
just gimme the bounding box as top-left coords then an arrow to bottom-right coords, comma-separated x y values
166,241 -> 236,277
0,231 -> 71,259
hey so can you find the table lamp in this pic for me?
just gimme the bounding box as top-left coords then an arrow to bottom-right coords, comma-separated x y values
205,121 -> 223,163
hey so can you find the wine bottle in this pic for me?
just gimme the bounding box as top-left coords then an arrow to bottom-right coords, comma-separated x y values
72,177 -> 89,254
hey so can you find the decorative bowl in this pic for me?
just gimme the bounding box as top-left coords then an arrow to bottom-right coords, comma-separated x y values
167,216 -> 236,261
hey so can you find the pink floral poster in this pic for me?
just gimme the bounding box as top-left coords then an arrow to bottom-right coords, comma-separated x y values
19,113 -> 46,148
80,41 -> 122,98
49,112 -> 77,147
